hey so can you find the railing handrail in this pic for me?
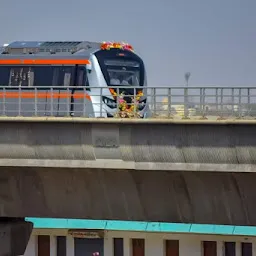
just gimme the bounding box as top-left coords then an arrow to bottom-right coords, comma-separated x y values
0,85 -> 255,119
0,85 -> 255,89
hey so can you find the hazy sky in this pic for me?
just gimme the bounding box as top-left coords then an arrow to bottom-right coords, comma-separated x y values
0,0 -> 255,86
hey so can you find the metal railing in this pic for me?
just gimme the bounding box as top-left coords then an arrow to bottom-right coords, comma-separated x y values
0,85 -> 256,119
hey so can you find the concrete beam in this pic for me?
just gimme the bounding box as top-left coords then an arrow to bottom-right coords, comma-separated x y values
0,219 -> 33,256
1,167 -> 256,226
0,119 -> 255,166
0,116 -> 256,124
0,159 -> 255,172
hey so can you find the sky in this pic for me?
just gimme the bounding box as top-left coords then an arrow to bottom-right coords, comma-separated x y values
0,0 -> 255,87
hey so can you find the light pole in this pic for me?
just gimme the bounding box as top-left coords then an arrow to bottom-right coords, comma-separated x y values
184,72 -> 191,118
185,72 -> 191,87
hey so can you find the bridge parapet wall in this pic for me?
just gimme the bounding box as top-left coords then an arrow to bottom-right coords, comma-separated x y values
0,118 -> 255,168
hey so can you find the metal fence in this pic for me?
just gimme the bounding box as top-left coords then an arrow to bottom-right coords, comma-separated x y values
0,85 -> 256,119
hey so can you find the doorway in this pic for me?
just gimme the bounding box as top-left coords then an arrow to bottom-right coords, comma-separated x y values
74,238 -> 104,256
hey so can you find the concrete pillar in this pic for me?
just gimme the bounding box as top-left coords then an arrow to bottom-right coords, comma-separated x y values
50,235 -> 57,256
0,220 -> 33,256
123,237 -> 131,256
66,235 -> 74,256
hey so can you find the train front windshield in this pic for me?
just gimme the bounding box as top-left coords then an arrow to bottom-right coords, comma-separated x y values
105,59 -> 140,86
95,49 -> 145,87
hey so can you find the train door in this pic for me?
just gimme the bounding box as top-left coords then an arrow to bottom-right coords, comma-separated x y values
47,65 -> 75,116
72,65 -> 92,117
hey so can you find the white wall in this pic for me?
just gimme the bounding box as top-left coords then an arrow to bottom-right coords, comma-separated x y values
24,229 -> 256,255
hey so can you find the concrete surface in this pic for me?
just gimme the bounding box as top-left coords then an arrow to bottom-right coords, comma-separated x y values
0,118 -> 255,168
0,167 -> 256,225
0,118 -> 256,226
0,219 -> 33,256
1,116 -> 256,124
1,159 -> 256,172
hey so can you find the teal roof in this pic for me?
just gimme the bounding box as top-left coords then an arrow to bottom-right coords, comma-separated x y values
26,218 -> 256,236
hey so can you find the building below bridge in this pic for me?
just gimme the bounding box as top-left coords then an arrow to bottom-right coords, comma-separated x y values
24,218 -> 256,256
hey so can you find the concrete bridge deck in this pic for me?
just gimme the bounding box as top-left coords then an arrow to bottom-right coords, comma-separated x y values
0,117 -> 256,226
0,117 -> 256,171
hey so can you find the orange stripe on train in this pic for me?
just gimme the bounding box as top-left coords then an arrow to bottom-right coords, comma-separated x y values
0,59 -> 90,65
0,92 -> 91,100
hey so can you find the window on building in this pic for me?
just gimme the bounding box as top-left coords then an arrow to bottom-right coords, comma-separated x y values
202,241 -> 217,256
113,238 -> 123,256
165,240 -> 179,256
132,239 -> 144,256
224,242 -> 236,256
57,236 -> 66,256
241,242 -> 252,256
38,235 -> 50,256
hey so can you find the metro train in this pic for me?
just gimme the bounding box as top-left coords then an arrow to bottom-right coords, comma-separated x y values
0,41 -> 149,117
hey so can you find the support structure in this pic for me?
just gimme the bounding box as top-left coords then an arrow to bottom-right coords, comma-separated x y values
0,218 -> 33,256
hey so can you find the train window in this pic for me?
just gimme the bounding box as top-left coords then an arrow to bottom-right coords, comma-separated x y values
77,69 -> 85,86
76,66 -> 90,91
0,65 -> 54,87
103,59 -> 141,86
55,66 -> 75,86
8,66 -> 34,87
0,65 -> 78,87
34,66 -> 54,86
0,66 -> 10,85
108,69 -> 140,86
85,74 -> 90,90
95,48 -> 145,87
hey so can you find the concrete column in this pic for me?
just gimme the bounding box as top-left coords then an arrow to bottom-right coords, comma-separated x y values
50,235 -> 57,256
104,232 -> 112,256
123,237 -> 131,256
236,242 -> 241,256
0,220 -> 33,256
67,235 -> 74,256
24,234 -> 36,256
216,241 -> 223,256
253,241 -> 256,255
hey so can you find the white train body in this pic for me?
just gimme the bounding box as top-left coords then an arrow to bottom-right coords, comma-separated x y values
0,41 -> 149,118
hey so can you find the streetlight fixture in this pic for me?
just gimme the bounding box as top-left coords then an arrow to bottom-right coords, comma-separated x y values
185,72 -> 191,87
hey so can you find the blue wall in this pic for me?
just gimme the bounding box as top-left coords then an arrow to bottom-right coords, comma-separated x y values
26,218 -> 256,236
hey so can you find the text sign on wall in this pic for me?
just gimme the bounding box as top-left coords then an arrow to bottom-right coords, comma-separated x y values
68,229 -> 104,239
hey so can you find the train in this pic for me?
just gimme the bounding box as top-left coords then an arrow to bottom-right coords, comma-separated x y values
0,41 -> 149,117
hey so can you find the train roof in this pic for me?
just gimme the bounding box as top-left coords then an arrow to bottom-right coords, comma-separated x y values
0,41 -> 138,65
0,41 -> 101,58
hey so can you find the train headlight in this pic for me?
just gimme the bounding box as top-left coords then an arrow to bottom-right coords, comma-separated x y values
102,96 -> 117,109
138,98 -> 147,111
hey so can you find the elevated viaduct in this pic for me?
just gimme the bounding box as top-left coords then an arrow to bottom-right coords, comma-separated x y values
1,117 -> 256,254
